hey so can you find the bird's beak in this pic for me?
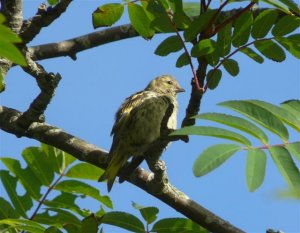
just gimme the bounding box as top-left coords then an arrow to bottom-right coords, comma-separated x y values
176,86 -> 185,93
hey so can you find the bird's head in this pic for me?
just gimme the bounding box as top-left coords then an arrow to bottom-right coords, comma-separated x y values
145,75 -> 185,96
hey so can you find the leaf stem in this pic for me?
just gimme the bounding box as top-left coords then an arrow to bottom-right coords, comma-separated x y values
203,37 -> 272,91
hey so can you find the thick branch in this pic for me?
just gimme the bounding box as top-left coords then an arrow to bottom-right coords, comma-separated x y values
0,0 -> 23,33
28,24 -> 138,61
0,105 -> 245,233
28,7 -> 278,62
20,0 -> 72,44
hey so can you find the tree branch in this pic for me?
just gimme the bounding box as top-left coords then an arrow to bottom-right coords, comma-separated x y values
19,0 -> 72,44
0,105 -> 245,233
28,24 -> 138,61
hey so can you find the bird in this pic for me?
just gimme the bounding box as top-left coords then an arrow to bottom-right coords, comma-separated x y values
98,75 -> 185,192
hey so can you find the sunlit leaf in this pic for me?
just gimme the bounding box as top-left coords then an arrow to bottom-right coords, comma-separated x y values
54,180 -> 113,208
128,3 -> 155,38
22,147 -> 54,186
219,100 -> 289,141
260,0 -> 290,14
35,208 -> 81,227
65,162 -> 104,180
194,113 -> 268,144
246,149 -> 267,192
278,0 -> 300,15
285,142 -> 300,162
281,99 -> 300,118
183,2 -> 201,17
132,202 -> 159,225
193,144 -> 241,177
222,59 -> 239,77
172,126 -> 251,146
191,39 -> 216,57
100,211 -> 144,232
155,35 -> 183,56
248,100 -> 300,133
92,3 -> 124,28
0,219 -> 45,233
269,146 -> 300,190
251,9 -> 278,39
254,40 -> 286,62
272,15 -> 300,37
152,218 -> 207,233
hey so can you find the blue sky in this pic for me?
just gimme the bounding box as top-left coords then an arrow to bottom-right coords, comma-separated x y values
1,1 -> 300,232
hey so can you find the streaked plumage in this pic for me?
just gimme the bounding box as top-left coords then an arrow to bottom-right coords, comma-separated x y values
99,75 -> 185,192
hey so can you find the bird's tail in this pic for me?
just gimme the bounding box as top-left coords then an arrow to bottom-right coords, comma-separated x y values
98,151 -> 127,192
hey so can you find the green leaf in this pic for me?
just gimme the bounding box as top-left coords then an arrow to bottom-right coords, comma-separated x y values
251,9 -> 278,39
92,3 -> 124,28
81,215 -> 98,233
22,147 -> 54,186
239,47 -> 264,64
0,157 -> 42,199
152,218 -> 207,233
206,69 -> 222,90
63,223 -> 81,233
41,143 -> 76,173
281,99 -> 300,118
155,36 -> 183,56
216,22 -> 232,57
0,197 -> 20,219
254,40 -> 286,62
278,0 -> 300,15
232,11 -> 253,47
0,40 -> 26,66
246,149 -> 267,192
261,0 -> 290,14
219,100 -> 289,141
183,2 -> 201,17
272,15 -> 300,37
0,25 -> 22,43
269,146 -> 300,190
35,208 -> 81,227
276,34 -> 300,59
193,144 -> 241,177
47,0 -> 59,5
0,72 -> 4,93
0,219 -> 45,233
194,113 -> 269,144
247,100 -> 300,133
184,10 -> 216,41
172,126 -> 251,146
128,3 -> 155,38
54,180 -> 113,208
0,171 -> 32,218
44,192 -> 90,217
132,202 -> 159,225
222,58 -> 239,77
176,52 -> 189,68
45,226 -> 63,233
285,142 -> 300,162
191,39 -> 216,57
100,211 -> 144,232
65,162 -> 104,180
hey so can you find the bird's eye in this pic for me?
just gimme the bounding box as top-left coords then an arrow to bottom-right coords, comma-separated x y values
167,80 -> 173,85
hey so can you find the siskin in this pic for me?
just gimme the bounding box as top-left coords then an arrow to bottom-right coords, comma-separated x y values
98,75 -> 185,192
